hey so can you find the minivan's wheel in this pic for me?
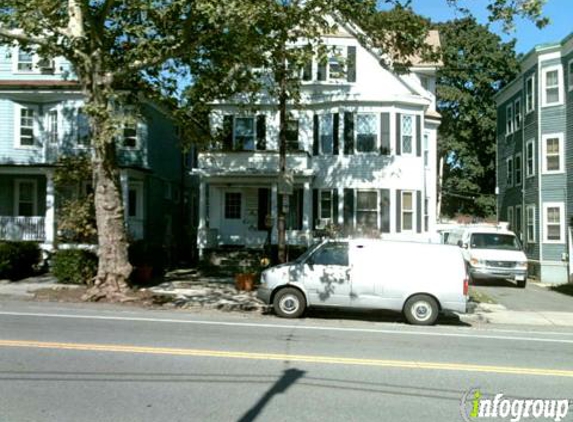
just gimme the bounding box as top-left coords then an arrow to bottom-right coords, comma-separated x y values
404,294 -> 439,326
516,279 -> 526,288
273,287 -> 306,318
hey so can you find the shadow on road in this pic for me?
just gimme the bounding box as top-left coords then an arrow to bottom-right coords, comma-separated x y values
470,278 -> 518,288
302,307 -> 470,327
237,368 -> 305,422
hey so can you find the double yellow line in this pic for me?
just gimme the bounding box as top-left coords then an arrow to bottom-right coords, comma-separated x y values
1,339 -> 572,378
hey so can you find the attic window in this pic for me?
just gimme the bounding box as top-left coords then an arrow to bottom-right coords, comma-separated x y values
17,50 -> 34,72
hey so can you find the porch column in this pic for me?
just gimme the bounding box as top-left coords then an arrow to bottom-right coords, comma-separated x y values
44,170 -> 55,248
198,181 -> 206,260
302,182 -> 311,230
120,170 -> 129,221
271,182 -> 278,243
198,181 -> 206,230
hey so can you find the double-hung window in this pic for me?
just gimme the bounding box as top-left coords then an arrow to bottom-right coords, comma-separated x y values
356,191 -> 377,229
224,192 -> 241,219
543,203 -> 564,243
320,190 -> 333,221
514,98 -> 522,130
286,119 -> 299,151
76,108 -> 91,147
319,114 -> 334,154
17,49 -> 34,72
123,122 -> 137,148
47,109 -> 58,144
525,75 -> 535,113
423,133 -> 430,167
506,157 -> 513,187
355,113 -> 377,153
14,180 -> 37,216
542,133 -> 564,173
526,139 -> 535,177
18,107 -> 35,147
234,117 -> 255,151
526,205 -> 536,243
506,103 -> 513,135
542,66 -> 563,107
328,46 -> 345,80
515,153 -> 522,186
507,206 -> 514,229
401,114 -> 414,155
401,191 -> 414,231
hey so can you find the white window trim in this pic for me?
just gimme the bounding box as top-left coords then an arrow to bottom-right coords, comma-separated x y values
318,113 -> 334,155
354,113 -> 379,154
13,179 -> 38,216
11,46 -> 38,74
127,181 -> 144,220
13,104 -> 40,149
319,189 -> 334,223
423,132 -> 430,168
526,205 -> 536,244
541,65 -> 564,107
355,189 -> 379,230
401,190 -> 415,233
514,98 -> 522,130
45,106 -> 62,145
526,138 -> 536,178
506,103 -> 514,135
400,114 -> 416,156
507,206 -> 514,230
506,156 -> 513,187
514,152 -> 522,186
541,133 -> 565,174
525,74 -> 535,114
121,121 -> 140,150
568,58 -> 573,92
543,202 -> 565,244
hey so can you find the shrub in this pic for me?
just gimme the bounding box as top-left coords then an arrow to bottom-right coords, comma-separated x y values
52,249 -> 98,285
0,241 -> 41,281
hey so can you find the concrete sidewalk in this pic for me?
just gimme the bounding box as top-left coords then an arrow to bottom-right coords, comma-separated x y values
463,302 -> 573,326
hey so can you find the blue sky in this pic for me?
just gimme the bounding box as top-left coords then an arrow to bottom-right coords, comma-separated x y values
382,0 -> 572,54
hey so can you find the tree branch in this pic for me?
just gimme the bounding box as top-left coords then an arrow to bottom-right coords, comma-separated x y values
0,27 -> 49,46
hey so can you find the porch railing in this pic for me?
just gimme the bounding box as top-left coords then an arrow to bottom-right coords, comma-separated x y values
0,216 -> 46,242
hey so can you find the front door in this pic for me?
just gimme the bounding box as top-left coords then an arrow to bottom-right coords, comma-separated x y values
301,242 -> 351,306
222,190 -> 244,245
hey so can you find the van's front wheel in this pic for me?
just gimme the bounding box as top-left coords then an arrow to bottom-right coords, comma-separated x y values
273,287 -> 306,318
404,294 -> 439,325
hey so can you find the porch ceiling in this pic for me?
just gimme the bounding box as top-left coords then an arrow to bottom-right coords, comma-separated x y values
192,169 -> 314,184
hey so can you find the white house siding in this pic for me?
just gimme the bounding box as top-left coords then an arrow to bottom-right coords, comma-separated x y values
196,22 -> 440,251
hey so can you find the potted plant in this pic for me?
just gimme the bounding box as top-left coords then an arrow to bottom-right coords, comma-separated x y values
234,256 -> 271,291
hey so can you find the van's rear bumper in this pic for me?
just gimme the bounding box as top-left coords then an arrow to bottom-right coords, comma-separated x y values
442,300 -> 467,314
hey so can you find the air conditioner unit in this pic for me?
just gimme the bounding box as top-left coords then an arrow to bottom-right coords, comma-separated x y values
37,58 -> 55,74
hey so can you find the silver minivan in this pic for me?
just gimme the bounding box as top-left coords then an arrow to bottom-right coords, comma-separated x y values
257,239 -> 468,325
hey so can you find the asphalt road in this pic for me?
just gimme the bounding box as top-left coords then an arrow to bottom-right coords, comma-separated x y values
0,300 -> 572,422
473,279 -> 573,311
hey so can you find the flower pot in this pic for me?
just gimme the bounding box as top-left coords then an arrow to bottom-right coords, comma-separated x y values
235,273 -> 257,291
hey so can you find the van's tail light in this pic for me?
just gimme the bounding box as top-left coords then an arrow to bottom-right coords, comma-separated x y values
463,275 -> 469,296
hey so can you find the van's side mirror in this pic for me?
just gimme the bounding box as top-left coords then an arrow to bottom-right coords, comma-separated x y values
457,240 -> 463,248
306,257 -> 315,270
462,243 -> 469,249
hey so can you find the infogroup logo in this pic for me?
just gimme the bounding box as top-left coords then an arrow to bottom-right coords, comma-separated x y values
460,388 -> 570,422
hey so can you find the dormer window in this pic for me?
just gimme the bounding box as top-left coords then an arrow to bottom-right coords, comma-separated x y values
314,46 -> 356,83
123,122 -> 138,148
17,50 -> 34,72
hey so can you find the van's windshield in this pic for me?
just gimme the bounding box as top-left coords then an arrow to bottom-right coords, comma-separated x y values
470,233 -> 522,251
294,242 -> 322,263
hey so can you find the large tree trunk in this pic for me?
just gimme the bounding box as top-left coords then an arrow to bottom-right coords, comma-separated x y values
83,106 -> 133,301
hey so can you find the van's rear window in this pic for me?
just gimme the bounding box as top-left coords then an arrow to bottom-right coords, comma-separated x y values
470,233 -> 522,250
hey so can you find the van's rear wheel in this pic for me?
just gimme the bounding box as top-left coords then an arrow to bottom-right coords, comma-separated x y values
273,287 -> 306,318
404,294 -> 439,325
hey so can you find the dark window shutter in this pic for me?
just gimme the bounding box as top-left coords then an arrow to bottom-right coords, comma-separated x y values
396,189 -> 402,233
332,189 -> 339,225
416,115 -> 421,157
395,113 -> 401,155
333,113 -> 339,155
380,189 -> 390,233
313,115 -> 319,156
343,189 -> 354,230
312,189 -> 319,229
256,115 -> 266,150
223,115 -> 234,150
257,188 -> 270,230
343,112 -> 354,155
347,46 -> 356,82
303,61 -> 312,81
317,61 -> 327,81
380,113 -> 390,155
417,191 -> 422,233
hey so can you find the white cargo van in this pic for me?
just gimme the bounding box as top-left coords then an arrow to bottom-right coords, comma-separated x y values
257,239 -> 468,325
445,226 -> 528,287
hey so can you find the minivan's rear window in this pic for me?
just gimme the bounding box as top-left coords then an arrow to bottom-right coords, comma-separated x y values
470,233 -> 522,250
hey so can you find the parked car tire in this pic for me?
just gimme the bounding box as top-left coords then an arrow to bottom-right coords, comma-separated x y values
403,294 -> 439,325
273,287 -> 306,318
516,279 -> 526,288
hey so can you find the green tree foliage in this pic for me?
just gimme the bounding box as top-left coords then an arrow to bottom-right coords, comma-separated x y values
436,18 -> 520,218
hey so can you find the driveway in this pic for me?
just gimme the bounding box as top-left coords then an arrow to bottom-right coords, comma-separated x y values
472,278 -> 573,312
